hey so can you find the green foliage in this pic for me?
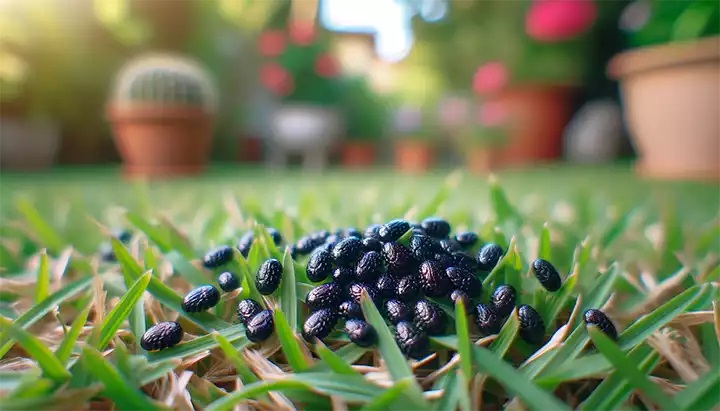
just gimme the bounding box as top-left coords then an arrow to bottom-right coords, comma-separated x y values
342,77 -> 389,141
629,0 -> 720,48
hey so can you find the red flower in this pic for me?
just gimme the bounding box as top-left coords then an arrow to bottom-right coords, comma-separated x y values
314,53 -> 339,77
472,61 -> 509,95
257,30 -> 286,57
288,20 -> 316,46
526,0 -> 597,42
260,63 -> 294,96
478,101 -> 508,128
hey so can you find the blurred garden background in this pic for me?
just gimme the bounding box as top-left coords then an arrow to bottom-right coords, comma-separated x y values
0,0 -> 718,179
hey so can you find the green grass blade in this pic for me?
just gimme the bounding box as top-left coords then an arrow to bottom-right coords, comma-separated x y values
157,217 -> 195,258
600,208 -> 635,248
310,343 -> 369,372
432,371 -> 460,411
489,310 -> 519,358
538,223 -> 551,261
675,368 -> 720,411
580,344 -> 659,411
55,302 -> 92,365
315,340 -> 359,375
489,176 -> 520,223
542,273 -> 577,332
280,248 -> 298,331
34,249 -> 49,303
360,292 -> 428,406
147,323 -> 248,364
472,345 -> 570,411
361,377 -> 424,411
454,299 -> 472,380
0,276 -> 92,357
0,317 -> 70,382
96,271 -> 151,350
588,326 -> 679,410
483,237 -> 517,291
124,211 -> 172,253
206,380 -> 310,411
272,309 -> 309,372
0,241 -> 21,273
112,239 -> 230,331
16,198 -> 65,254
165,251 -> 211,286
81,346 -> 161,411
213,333 -> 257,384
416,171 -> 461,220
360,293 -> 414,382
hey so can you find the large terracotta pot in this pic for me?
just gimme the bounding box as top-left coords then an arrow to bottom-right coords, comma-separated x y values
394,140 -> 435,173
108,106 -> 213,178
340,142 -> 376,168
489,86 -> 574,167
608,36 -> 719,180
0,117 -> 60,171
465,146 -> 499,174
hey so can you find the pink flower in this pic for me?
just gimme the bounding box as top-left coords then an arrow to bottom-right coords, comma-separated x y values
257,30 -> 286,57
478,101 -> 508,128
472,62 -> 509,95
260,63 -> 294,96
526,0 -> 597,42
314,53 -> 339,77
288,20 -> 316,46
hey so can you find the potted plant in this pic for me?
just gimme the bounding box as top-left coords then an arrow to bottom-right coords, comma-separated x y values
257,21 -> 344,169
415,0 -> 600,167
106,53 -> 218,178
339,77 -> 387,168
608,0 -> 719,180
392,105 -> 437,173
456,99 -> 511,174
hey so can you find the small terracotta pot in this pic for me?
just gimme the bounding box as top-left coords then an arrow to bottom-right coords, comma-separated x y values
465,146 -> 498,174
487,85 -> 574,167
394,140 -> 435,173
340,142 -> 376,168
609,36 -> 720,180
237,136 -> 263,163
107,105 -> 213,178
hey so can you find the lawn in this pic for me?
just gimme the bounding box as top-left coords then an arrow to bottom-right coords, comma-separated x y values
0,164 -> 718,410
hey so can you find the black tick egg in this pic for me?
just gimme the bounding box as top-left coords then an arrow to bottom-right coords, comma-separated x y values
491,284 -> 517,318
348,282 -> 378,305
302,308 -> 338,342
379,219 -> 411,242
477,243 -> 504,272
474,303 -> 502,336
413,299 -> 447,335
217,271 -> 240,292
246,310 -> 275,343
338,300 -> 364,320
454,231 -> 479,249
450,289 -> 472,314
385,299 -> 413,324
382,242 -> 416,276
410,235 -> 441,262
182,285 -> 220,312
355,251 -> 385,283
344,319 -> 376,347
375,274 -> 398,299
256,258 -> 283,295
305,282 -> 343,312
531,259 -> 562,292
396,275 -> 421,302
518,304 -> 545,345
140,321 -> 183,351
332,237 -> 364,267
395,321 -> 430,360
446,266 -> 483,297
237,299 -> 263,324
306,248 -> 334,282
332,267 -> 354,286
418,260 -> 451,297
583,309 -> 618,340
203,246 -> 234,269
361,237 -> 383,253
420,217 -> 451,239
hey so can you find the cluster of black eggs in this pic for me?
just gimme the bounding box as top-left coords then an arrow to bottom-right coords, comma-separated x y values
140,218 -> 619,358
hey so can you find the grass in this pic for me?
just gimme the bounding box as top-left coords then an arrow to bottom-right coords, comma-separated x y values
0,164 -> 718,410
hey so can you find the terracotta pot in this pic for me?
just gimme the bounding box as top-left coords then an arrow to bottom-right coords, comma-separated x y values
0,117 -> 60,171
340,142 -> 376,168
488,85 -> 574,167
107,105 -> 213,178
394,140 -> 435,173
608,36 -> 720,180
465,146 -> 498,174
